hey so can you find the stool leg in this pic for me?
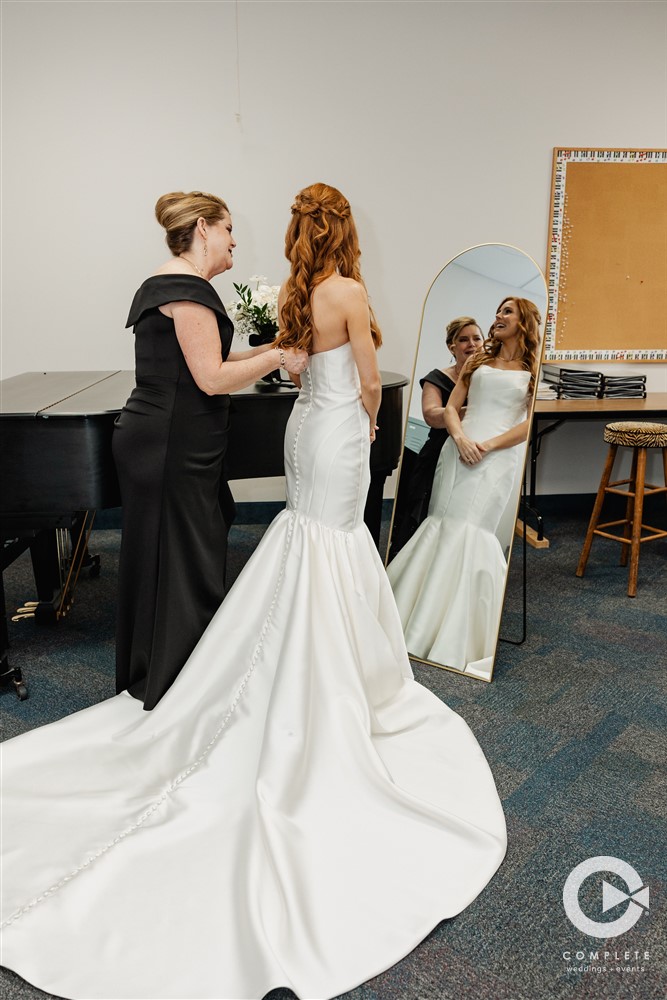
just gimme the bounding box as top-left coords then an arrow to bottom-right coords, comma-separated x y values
627,447 -> 647,598
620,447 -> 638,567
576,444 -> 618,578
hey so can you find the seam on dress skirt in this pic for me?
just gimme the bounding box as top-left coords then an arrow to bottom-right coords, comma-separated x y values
351,397 -> 367,528
1,396 -> 315,931
287,509 -> 361,538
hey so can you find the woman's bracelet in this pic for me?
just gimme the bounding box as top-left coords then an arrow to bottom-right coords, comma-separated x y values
277,347 -> 286,369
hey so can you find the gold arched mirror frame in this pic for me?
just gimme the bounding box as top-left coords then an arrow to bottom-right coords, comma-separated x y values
385,243 -> 548,681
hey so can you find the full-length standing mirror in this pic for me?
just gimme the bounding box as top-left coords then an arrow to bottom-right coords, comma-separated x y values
386,244 -> 547,681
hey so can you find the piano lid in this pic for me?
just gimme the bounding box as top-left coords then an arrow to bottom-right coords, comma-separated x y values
0,371 -> 134,417
45,372 -> 137,416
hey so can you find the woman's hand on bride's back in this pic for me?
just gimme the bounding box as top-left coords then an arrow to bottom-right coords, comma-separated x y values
282,348 -> 309,374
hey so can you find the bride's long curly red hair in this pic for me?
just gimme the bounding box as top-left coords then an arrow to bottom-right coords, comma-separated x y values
462,297 -> 542,391
276,183 -> 382,352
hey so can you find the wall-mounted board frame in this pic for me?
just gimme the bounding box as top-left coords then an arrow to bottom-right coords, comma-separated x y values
545,148 -> 667,363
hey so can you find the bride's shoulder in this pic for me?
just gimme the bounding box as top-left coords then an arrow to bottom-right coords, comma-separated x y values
316,274 -> 367,304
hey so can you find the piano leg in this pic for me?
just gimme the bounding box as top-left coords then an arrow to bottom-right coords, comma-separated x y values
0,571 -> 28,700
28,529 -> 63,624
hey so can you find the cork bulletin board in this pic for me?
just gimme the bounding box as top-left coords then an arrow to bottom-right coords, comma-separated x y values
545,148 -> 667,362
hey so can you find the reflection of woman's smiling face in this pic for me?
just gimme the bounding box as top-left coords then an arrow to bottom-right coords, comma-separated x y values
493,300 -> 521,339
451,324 -> 484,367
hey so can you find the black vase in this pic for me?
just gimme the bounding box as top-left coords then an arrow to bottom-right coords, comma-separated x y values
248,330 -> 283,384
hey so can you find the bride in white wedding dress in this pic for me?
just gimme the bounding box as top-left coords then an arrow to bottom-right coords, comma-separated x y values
1,184 -> 506,1000
387,298 -> 541,678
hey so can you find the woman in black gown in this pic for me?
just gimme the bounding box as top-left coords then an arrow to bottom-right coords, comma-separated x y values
113,190 -> 308,709
388,316 -> 483,559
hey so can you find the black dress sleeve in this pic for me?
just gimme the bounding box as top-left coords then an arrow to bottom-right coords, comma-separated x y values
419,368 -> 456,396
125,275 -> 232,329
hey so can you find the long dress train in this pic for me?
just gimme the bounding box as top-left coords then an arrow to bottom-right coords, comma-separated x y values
387,365 -> 530,678
1,343 -> 506,1000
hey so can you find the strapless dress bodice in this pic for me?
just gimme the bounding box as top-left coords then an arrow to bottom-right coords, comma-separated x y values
284,341 -> 369,531
301,341 -> 361,398
462,365 -> 530,439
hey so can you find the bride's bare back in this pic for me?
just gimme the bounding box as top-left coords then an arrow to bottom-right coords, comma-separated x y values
310,274 -> 362,354
310,274 -> 382,439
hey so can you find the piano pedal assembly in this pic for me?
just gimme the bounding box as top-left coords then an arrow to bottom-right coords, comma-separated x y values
1,512 -> 99,700
13,599 -> 41,621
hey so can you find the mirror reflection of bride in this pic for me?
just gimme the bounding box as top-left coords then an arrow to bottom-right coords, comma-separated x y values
387,297 -> 541,679
388,317 -> 484,560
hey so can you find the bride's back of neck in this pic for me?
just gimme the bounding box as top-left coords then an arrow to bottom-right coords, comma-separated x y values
310,273 -> 357,354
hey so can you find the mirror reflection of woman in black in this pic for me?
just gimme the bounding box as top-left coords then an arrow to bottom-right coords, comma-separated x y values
388,298 -> 540,677
388,317 -> 483,560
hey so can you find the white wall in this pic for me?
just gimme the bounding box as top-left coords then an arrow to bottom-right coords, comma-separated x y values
2,0 -> 666,499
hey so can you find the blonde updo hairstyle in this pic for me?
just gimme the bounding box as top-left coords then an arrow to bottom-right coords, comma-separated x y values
462,297 -> 542,390
446,316 -> 482,351
277,183 -> 382,353
154,190 -> 229,256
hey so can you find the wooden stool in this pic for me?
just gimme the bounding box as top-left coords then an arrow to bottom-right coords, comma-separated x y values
576,420 -> 667,597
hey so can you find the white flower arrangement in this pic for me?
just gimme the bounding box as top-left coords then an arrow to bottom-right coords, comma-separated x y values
227,275 -> 281,342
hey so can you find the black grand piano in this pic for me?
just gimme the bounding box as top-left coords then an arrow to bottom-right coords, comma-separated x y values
0,369 -> 408,697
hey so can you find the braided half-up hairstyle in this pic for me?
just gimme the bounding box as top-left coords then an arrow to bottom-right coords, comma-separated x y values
277,183 -> 382,352
462,297 -> 542,391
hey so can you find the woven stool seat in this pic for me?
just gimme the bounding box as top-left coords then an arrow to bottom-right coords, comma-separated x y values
576,419 -> 667,597
604,421 -> 667,448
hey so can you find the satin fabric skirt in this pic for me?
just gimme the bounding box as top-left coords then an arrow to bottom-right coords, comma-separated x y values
388,435 -> 521,675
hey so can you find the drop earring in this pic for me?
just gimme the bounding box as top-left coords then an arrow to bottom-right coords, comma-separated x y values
204,241 -> 208,257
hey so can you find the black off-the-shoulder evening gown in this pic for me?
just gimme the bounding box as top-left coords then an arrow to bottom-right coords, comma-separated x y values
112,275 -> 235,709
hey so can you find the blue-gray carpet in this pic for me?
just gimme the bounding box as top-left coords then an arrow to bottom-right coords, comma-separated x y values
1,502 -> 665,1000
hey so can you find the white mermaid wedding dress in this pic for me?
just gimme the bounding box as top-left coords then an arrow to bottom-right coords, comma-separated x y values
387,365 -> 530,679
1,343 -> 506,1000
